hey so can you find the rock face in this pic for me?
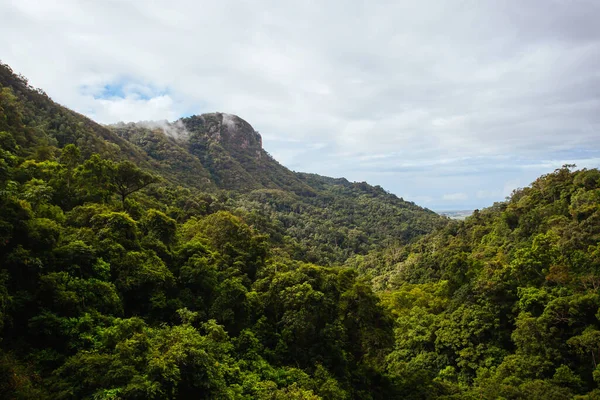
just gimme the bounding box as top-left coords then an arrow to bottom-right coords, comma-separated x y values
221,113 -> 262,151
178,113 -> 314,195
181,113 -> 262,159
105,112 -> 313,194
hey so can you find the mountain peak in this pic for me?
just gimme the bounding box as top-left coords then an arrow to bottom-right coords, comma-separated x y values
182,112 -> 263,152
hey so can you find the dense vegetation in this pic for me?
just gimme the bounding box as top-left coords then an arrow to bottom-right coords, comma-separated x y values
349,165 -> 600,398
0,62 -> 438,398
234,175 -> 442,265
1,62 -> 600,399
109,114 -> 443,266
0,146 -> 393,398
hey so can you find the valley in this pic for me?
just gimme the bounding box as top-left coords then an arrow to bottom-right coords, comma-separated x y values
1,62 -> 600,399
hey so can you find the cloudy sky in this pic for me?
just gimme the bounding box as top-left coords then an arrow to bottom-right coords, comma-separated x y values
1,0 -> 599,210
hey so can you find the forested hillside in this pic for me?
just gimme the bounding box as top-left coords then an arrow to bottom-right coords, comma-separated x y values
235,175 -> 442,265
0,62 -> 443,268
0,62 -> 438,398
2,61 -> 600,399
348,165 -> 600,398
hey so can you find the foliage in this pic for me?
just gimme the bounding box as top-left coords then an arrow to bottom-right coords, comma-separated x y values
2,61 -> 600,399
0,62 -> 410,398
349,165 -> 600,398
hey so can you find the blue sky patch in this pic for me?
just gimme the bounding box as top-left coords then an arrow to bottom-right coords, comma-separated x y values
81,79 -> 169,101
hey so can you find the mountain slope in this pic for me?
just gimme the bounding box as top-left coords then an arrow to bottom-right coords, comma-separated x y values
111,113 -> 444,264
0,61 -> 433,399
183,113 -> 317,195
112,113 -> 318,195
0,63 -> 146,160
109,121 -> 215,190
2,62 -> 600,399
0,62 -> 443,265
238,174 -> 443,264
0,63 -> 218,192
348,165 -> 600,398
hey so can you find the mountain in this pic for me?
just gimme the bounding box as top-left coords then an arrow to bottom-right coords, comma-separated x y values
237,173 -> 444,264
111,112 -> 316,195
0,62 -> 444,266
2,62 -> 600,399
111,113 -> 444,264
0,61 -> 445,399
0,63 -> 215,190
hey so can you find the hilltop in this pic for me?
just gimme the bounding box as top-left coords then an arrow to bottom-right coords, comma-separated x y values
2,62 -> 600,399
0,61 -> 447,399
0,62 -> 444,265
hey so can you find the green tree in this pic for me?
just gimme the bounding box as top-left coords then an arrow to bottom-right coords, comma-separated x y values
110,161 -> 158,208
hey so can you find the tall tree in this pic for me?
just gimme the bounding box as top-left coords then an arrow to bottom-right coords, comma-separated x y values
110,161 -> 158,208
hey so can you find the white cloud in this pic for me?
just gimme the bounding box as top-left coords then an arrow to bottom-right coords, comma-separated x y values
442,193 -> 469,201
91,95 -> 177,123
476,190 -> 502,199
1,0 -> 600,209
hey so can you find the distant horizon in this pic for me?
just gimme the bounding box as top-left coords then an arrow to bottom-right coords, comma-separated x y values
434,208 -> 475,213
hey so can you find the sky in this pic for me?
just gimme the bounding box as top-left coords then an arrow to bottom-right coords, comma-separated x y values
1,0 -> 599,210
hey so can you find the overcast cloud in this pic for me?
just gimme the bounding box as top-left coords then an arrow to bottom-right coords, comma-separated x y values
1,0 -> 599,209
